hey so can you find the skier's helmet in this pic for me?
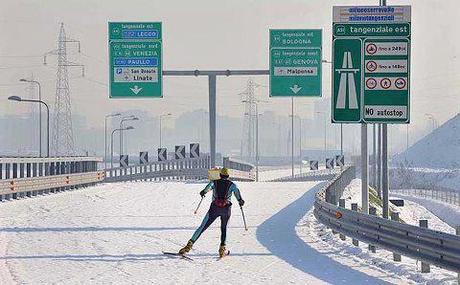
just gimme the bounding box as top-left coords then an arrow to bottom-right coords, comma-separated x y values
220,167 -> 230,178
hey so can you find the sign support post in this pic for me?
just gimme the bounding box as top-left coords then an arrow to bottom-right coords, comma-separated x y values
291,97 -> 294,178
361,123 -> 369,214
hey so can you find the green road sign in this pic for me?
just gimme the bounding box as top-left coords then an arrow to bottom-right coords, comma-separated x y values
108,22 -> 162,98
269,29 -> 322,97
332,6 -> 411,124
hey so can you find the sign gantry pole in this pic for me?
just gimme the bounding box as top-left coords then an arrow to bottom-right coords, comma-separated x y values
380,0 -> 389,219
208,75 -> 217,168
361,123 -> 369,214
163,70 -> 269,168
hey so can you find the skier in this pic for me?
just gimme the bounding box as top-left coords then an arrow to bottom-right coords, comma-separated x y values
178,167 -> 245,257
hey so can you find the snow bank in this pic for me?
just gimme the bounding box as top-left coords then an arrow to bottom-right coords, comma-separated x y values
392,193 -> 460,230
393,113 -> 460,169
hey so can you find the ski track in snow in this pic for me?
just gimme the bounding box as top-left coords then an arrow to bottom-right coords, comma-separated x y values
0,179 -> 428,284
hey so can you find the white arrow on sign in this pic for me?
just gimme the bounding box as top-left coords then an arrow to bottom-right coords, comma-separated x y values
290,84 -> 302,94
130,85 -> 143,95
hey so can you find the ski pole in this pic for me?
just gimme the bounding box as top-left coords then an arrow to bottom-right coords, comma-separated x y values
194,196 -> 204,214
240,206 -> 248,231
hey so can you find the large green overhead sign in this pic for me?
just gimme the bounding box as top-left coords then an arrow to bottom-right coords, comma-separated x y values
332,6 -> 411,123
109,22 -> 162,98
269,29 -> 322,97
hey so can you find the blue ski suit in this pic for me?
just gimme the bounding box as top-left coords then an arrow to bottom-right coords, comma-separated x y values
190,178 -> 243,246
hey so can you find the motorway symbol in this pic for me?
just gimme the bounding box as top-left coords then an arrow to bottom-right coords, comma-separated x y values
332,39 -> 362,123
335,155 -> 345,167
175,145 -> 186,160
269,29 -> 322,97
190,143 -> 200,158
139,151 -> 149,165
366,78 -> 377,89
119,155 -> 129,168
158,148 -> 167,161
310,160 -> 318,171
326,158 -> 335,169
336,51 -> 359,110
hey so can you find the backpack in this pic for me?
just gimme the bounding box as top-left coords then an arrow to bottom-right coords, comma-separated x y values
213,179 -> 233,208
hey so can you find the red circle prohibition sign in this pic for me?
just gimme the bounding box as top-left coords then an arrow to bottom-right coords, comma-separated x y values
366,61 -> 378,72
395,77 -> 407,89
366,43 -> 377,55
380,78 -> 392,89
366,78 -> 377,89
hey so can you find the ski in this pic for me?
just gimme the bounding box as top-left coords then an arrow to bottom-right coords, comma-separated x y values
162,251 -> 194,261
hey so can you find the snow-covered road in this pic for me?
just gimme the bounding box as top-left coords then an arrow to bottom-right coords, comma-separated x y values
0,180 -> 407,284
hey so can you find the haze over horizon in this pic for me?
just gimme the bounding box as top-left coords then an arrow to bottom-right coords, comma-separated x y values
1,0 -> 458,158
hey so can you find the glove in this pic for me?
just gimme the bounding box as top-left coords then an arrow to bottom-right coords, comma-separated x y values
199,190 -> 206,197
238,199 -> 245,207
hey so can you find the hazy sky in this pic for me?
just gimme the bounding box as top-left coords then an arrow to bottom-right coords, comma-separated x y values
1,0 -> 459,132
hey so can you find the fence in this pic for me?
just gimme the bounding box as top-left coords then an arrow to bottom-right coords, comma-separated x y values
314,166 -> 460,274
391,188 -> 460,207
0,156 -> 103,200
104,155 -> 211,183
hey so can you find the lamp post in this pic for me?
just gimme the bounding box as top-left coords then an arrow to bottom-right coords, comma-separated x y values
8,96 -> 50,157
159,113 -> 172,148
111,126 -> 134,168
119,115 -> 138,156
104,112 -> 121,169
19,79 -> 42,157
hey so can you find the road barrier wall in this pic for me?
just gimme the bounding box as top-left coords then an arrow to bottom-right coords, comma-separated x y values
105,155 -> 211,182
222,157 -> 255,181
0,156 -> 103,200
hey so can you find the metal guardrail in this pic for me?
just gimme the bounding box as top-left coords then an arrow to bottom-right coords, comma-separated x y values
0,171 -> 104,198
269,168 -> 340,182
0,156 -> 103,201
105,156 -> 211,182
105,156 -> 256,182
314,166 -> 460,273
223,157 -> 255,182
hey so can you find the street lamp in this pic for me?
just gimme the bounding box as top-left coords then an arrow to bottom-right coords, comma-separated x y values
316,111 -> 327,160
111,126 -> 134,168
104,112 -> 121,169
8,95 -> 50,157
119,115 -> 138,156
159,113 -> 172,148
19,78 -> 42,157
